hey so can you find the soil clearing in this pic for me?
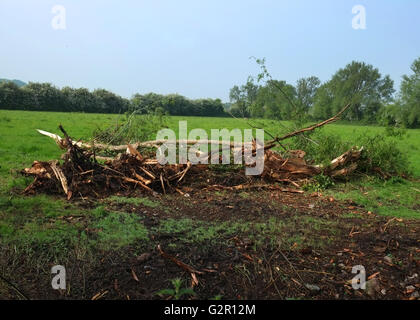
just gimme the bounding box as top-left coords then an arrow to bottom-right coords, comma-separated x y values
1,189 -> 419,300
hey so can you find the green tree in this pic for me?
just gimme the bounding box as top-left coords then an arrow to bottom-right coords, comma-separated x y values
93,89 -> 129,114
313,61 -> 394,122
399,57 -> 420,128
62,87 -> 106,113
21,82 -> 63,111
130,93 -> 226,117
296,76 -> 321,114
312,83 -> 334,120
249,57 -> 301,120
162,94 -> 191,115
377,103 -> 404,127
229,77 -> 259,117
0,82 -> 25,109
130,93 -> 165,114
261,80 -> 297,120
0,81 -> 226,116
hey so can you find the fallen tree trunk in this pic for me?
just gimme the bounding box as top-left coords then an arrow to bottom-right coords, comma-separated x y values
22,135 -> 365,199
267,104 -> 351,144
37,129 -> 257,151
23,105 -> 371,198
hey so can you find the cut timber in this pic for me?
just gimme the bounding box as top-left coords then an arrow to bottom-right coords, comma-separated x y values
131,170 -> 152,185
37,129 -> 253,151
25,108 -> 381,199
126,144 -> 143,161
321,147 -> 364,178
328,147 -> 363,171
263,149 -> 321,182
37,129 -> 85,149
50,161 -> 69,197
330,162 -> 358,178
37,130 -> 62,146
123,177 -> 153,192
22,161 -> 51,178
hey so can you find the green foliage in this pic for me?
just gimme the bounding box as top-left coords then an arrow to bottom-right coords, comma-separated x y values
21,82 -> 64,111
399,57 -> 420,128
0,81 -> 129,113
377,57 -> 420,129
290,131 -> 351,165
0,110 -> 419,221
2,57 -> 419,127
130,92 -> 226,117
155,278 -> 196,300
229,76 -> 258,118
290,125 -> 410,177
93,111 -> 169,144
313,61 -> 395,122
248,58 -> 301,121
0,81 -> 25,109
258,80 -> 298,120
296,76 -> 321,114
378,103 -> 404,127
383,175 -> 406,186
233,59 -> 397,125
303,174 -> 335,192
0,82 -> 226,117
357,133 -> 410,176
384,126 -> 407,138
230,58 -> 320,123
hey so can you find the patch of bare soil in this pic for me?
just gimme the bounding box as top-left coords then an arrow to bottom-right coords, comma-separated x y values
1,190 -> 419,300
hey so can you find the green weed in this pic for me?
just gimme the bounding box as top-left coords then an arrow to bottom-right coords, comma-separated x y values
155,278 -> 196,300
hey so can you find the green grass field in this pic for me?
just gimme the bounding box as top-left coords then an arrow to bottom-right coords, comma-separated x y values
0,109 -> 419,219
0,109 -> 419,299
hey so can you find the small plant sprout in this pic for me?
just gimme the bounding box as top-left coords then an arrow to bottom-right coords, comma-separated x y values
155,278 -> 196,300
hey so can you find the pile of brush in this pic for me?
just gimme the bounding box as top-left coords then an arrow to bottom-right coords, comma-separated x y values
22,106 -> 365,200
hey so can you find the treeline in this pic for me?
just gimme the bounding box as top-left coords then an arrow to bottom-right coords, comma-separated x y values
229,57 -> 420,128
2,57 -> 419,126
0,83 -> 227,117
130,93 -> 226,116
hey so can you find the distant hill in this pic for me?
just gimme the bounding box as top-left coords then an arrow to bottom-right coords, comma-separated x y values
0,78 -> 27,87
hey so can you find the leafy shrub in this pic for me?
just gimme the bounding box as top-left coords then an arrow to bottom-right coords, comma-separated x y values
93,110 -> 169,145
289,127 -> 410,177
383,176 -> 406,186
377,104 -> 404,127
357,133 -> 410,176
155,278 -> 196,300
289,131 -> 350,165
303,174 -> 335,192
384,126 -> 407,138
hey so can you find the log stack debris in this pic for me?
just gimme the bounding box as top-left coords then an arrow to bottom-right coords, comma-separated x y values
22,106 -> 365,199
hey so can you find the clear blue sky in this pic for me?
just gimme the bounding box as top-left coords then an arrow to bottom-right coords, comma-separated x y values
0,0 -> 419,101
